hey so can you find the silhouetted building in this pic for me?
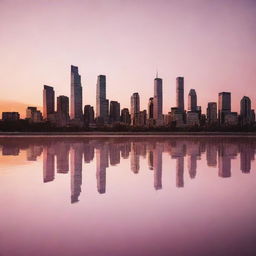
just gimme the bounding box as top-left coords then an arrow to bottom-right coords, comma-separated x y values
186,112 -> 199,126
224,112 -> 238,126
109,101 -> 120,123
148,97 -> 154,119
240,96 -> 254,126
43,85 -> 55,119
96,75 -> 109,123
2,112 -> 20,121
70,65 -> 83,120
188,89 -> 197,112
176,77 -> 184,113
170,107 -> 185,127
218,92 -> 231,125
26,107 -> 37,119
84,105 -> 95,126
153,77 -> 163,125
131,92 -> 140,126
207,102 -> 218,125
57,95 -> 69,116
120,108 -> 131,125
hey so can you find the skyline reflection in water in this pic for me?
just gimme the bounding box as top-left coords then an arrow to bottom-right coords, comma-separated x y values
0,136 -> 256,256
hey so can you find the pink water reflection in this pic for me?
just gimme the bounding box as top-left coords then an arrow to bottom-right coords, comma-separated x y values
0,137 -> 255,256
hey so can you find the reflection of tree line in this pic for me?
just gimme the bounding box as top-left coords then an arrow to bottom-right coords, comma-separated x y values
0,138 -> 255,203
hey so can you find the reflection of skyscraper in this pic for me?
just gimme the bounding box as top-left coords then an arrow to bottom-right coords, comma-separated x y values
240,144 -> 251,173
206,144 -> 217,167
83,143 -> 95,163
153,77 -> 163,124
130,142 -> 140,173
56,143 -> 69,174
96,145 -> 108,194
176,77 -> 184,113
148,151 -> 154,170
70,144 -> 83,203
109,144 -> 121,166
187,155 -> 197,179
153,145 -> 162,190
218,144 -> 231,178
176,157 -> 184,188
43,146 -> 55,183
43,85 -> 55,119
70,65 -> 83,120
2,145 -> 20,155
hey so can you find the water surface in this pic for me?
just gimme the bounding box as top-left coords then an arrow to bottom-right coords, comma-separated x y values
0,136 -> 256,256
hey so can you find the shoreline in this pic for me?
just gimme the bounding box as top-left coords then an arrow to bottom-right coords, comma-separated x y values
0,131 -> 256,137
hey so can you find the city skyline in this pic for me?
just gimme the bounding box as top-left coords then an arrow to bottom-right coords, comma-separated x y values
1,0 -> 256,117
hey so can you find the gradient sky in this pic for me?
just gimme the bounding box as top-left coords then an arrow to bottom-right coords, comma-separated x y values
0,0 -> 256,117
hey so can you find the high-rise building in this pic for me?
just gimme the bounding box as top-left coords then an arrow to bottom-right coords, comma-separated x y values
130,92 -> 140,126
188,89 -> 197,112
240,96 -> 254,125
148,97 -> 154,119
207,102 -> 218,124
43,85 -> 55,119
153,77 -> 163,123
84,105 -> 95,125
218,92 -> 231,124
96,75 -> 109,123
70,65 -> 83,120
120,108 -> 131,125
176,77 -> 184,112
57,96 -> 69,116
109,101 -> 120,123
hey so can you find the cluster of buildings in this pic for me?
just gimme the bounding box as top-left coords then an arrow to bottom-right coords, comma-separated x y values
1,138 -> 254,203
1,65 -> 255,128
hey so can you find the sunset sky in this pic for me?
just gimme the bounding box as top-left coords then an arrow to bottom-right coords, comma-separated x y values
0,0 -> 255,117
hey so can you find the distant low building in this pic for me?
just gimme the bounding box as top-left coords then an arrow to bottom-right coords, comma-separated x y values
26,107 -> 43,123
170,108 -> 185,128
120,108 -> 131,125
84,105 -> 95,126
2,112 -> 20,121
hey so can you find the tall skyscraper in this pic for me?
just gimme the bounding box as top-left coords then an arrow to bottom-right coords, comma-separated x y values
96,75 -> 109,123
176,77 -> 184,112
240,96 -> 254,125
148,97 -> 154,119
57,95 -> 69,117
188,89 -> 197,112
109,101 -> 120,123
153,77 -> 163,123
43,85 -> 55,119
130,92 -> 140,125
207,102 -> 218,124
70,65 -> 83,120
218,92 -> 231,124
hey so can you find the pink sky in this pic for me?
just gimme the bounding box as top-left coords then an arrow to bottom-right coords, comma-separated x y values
0,0 -> 256,117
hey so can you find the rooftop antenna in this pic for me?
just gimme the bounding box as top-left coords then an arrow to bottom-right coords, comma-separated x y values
156,67 -> 158,78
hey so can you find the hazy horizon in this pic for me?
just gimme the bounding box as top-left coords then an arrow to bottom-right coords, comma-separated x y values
1,0 -> 256,118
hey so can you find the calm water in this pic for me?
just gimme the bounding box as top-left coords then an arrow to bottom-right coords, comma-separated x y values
0,136 -> 256,256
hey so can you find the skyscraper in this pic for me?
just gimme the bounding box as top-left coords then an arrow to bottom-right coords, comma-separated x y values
240,96 -> 254,125
57,95 -> 69,117
207,102 -> 218,124
109,101 -> 120,123
176,77 -> 184,112
153,77 -> 163,123
70,65 -> 83,120
130,92 -> 140,126
188,89 -> 197,112
96,75 -> 109,123
43,85 -> 55,119
218,92 -> 231,124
